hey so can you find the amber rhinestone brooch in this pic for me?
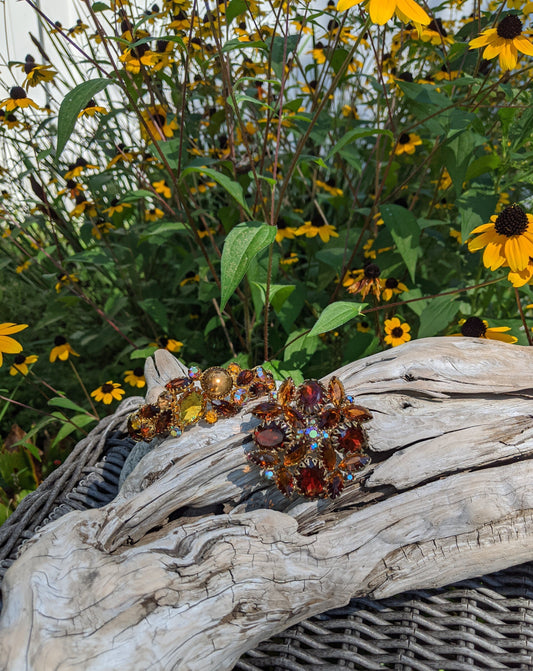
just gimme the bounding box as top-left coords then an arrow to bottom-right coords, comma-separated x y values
128,363 -> 275,442
247,376 -> 372,500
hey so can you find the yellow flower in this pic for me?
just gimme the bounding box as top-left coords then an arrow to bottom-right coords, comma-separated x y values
343,264 -> 382,300
49,335 -> 79,362
124,368 -> 146,388
449,228 -> 463,244
148,336 -> 183,352
384,317 -> 411,347
0,86 -> 40,112
153,179 -> 171,198
140,105 -> 178,141
468,204 -> 533,273
91,381 -> 125,404
78,99 -> 108,117
276,218 -> 299,242
280,252 -> 299,265
145,207 -> 164,221
91,220 -> 115,239
103,197 -> 132,216
20,57 -> 56,88
394,132 -> 422,155
451,317 -> 517,344
55,272 -> 79,292
316,179 -> 343,197
337,0 -> 430,26
0,322 -> 28,367
16,259 -> 31,274
9,353 -> 38,376
469,15 -> 533,70
382,277 -> 408,301
180,271 -> 200,286
356,320 -> 371,333
296,217 -> 339,243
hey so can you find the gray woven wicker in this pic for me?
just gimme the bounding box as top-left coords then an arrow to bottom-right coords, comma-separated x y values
1,403 -> 532,670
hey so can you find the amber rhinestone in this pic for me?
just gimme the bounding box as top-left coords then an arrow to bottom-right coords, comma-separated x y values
248,451 -> 278,468
339,426 -> 365,453
236,369 -> 254,386
297,464 -> 326,498
251,401 -> 282,418
284,442 -> 308,467
342,453 -> 370,472
277,377 -> 295,406
165,377 -> 191,391
328,376 -> 345,406
249,382 -> 269,397
204,409 -> 218,424
298,380 -> 325,409
328,473 -> 344,499
283,407 -> 305,428
200,367 -> 233,399
179,390 -> 204,426
276,468 -> 294,497
226,362 -> 242,377
321,441 -> 337,470
318,407 -> 341,429
254,423 -> 285,448
211,399 -> 239,417
344,405 -> 372,422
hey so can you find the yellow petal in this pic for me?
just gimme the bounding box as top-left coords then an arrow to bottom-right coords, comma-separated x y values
483,38 -> 505,60
505,235 -> 530,271
336,0 -> 364,10
513,35 -> 533,57
482,240 -> 506,270
469,29 -> 497,49
0,336 -> 23,354
0,322 -> 28,336
396,0 -> 430,25
369,0 -> 396,24
499,42 -> 517,70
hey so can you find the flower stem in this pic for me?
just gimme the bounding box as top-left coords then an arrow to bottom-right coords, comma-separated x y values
514,287 -> 533,346
69,359 -> 99,419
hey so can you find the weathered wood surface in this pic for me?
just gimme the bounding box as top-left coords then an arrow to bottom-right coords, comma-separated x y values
1,337 -> 532,671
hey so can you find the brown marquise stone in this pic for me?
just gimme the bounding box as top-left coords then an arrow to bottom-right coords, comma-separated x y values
236,369 -> 255,386
154,408 -> 172,434
318,407 -> 341,429
328,376 -> 345,406
248,382 -> 269,397
248,451 -> 278,468
321,441 -> 337,471
211,399 -> 239,417
341,453 -> 371,472
165,377 -> 191,391
277,377 -> 295,406
284,441 -> 308,467
343,405 -> 372,422
328,473 -> 344,499
276,468 -> 294,497
251,401 -> 282,418
254,423 -> 285,449
297,464 -> 326,498
338,426 -> 365,453
283,407 -> 304,428
297,380 -> 325,409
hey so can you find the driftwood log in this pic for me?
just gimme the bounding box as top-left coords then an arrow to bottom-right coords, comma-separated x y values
1,337 -> 532,670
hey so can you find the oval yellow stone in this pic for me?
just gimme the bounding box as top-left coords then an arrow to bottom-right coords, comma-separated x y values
179,391 -> 204,426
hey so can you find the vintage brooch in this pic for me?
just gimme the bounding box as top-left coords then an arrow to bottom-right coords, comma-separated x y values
128,363 -> 275,442
246,376 -> 372,500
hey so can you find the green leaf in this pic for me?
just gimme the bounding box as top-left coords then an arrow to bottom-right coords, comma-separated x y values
48,396 -> 90,414
226,0 -> 247,25
130,346 -> 157,360
52,414 -> 97,448
283,328 -> 320,367
418,296 -> 460,339
308,301 -> 367,336
250,282 -> 296,312
138,298 -> 169,332
180,167 -> 251,217
380,204 -> 420,282
465,154 -> 501,182
220,221 -> 276,309
326,127 -> 393,161
121,189 -> 154,202
221,39 -> 266,53
56,78 -> 112,158
92,2 -> 109,10
271,34 -> 300,78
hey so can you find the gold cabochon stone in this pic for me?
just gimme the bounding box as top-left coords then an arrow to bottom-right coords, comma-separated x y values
200,366 -> 234,399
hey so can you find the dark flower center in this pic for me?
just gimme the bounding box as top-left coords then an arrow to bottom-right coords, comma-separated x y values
152,113 -> 166,126
277,218 -> 288,230
494,204 -> 528,237
84,99 -> 96,108
75,157 -> 88,167
10,87 -> 27,100
461,316 -> 486,338
133,367 -> 144,377
428,18 -> 447,36
14,354 -> 26,364
311,215 -> 325,227
385,278 -> 399,289
364,263 -> 381,279
159,336 -> 169,347
399,133 -> 410,144
24,61 -> 37,74
391,327 -> 404,338
360,320 -> 369,328
308,79 -> 318,90
54,335 -> 67,346
101,383 -> 114,393
497,15 -> 522,40
156,39 -> 168,52
399,71 -> 413,82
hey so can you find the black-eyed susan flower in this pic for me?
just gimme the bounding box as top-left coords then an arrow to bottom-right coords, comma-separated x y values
68,19 -> 89,36
469,15 -> 533,71
145,207 -> 164,221
0,322 -> 28,367
468,204 -> 533,273
19,55 -> 56,88
337,0 -> 430,26
103,197 -> 131,216
78,99 -> 108,117
140,106 -> 178,141
107,144 -> 136,168
180,271 -> 200,286
357,320 -> 371,333
64,158 -> 98,180
55,272 -> 79,292
384,317 -> 411,347
9,353 -> 38,376
91,220 -> 115,239
153,179 -> 171,198
343,263 -> 382,300
0,86 -> 40,112
150,336 -> 183,352
280,252 -> 299,265
276,218 -> 299,242
70,198 -> 97,218
49,335 -> 79,362
382,277 -> 408,301
124,367 -> 146,388
451,317 -> 517,344
296,215 -> 339,243
16,259 -> 31,274
91,381 -> 125,404
316,178 -> 343,197
394,132 -> 422,155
